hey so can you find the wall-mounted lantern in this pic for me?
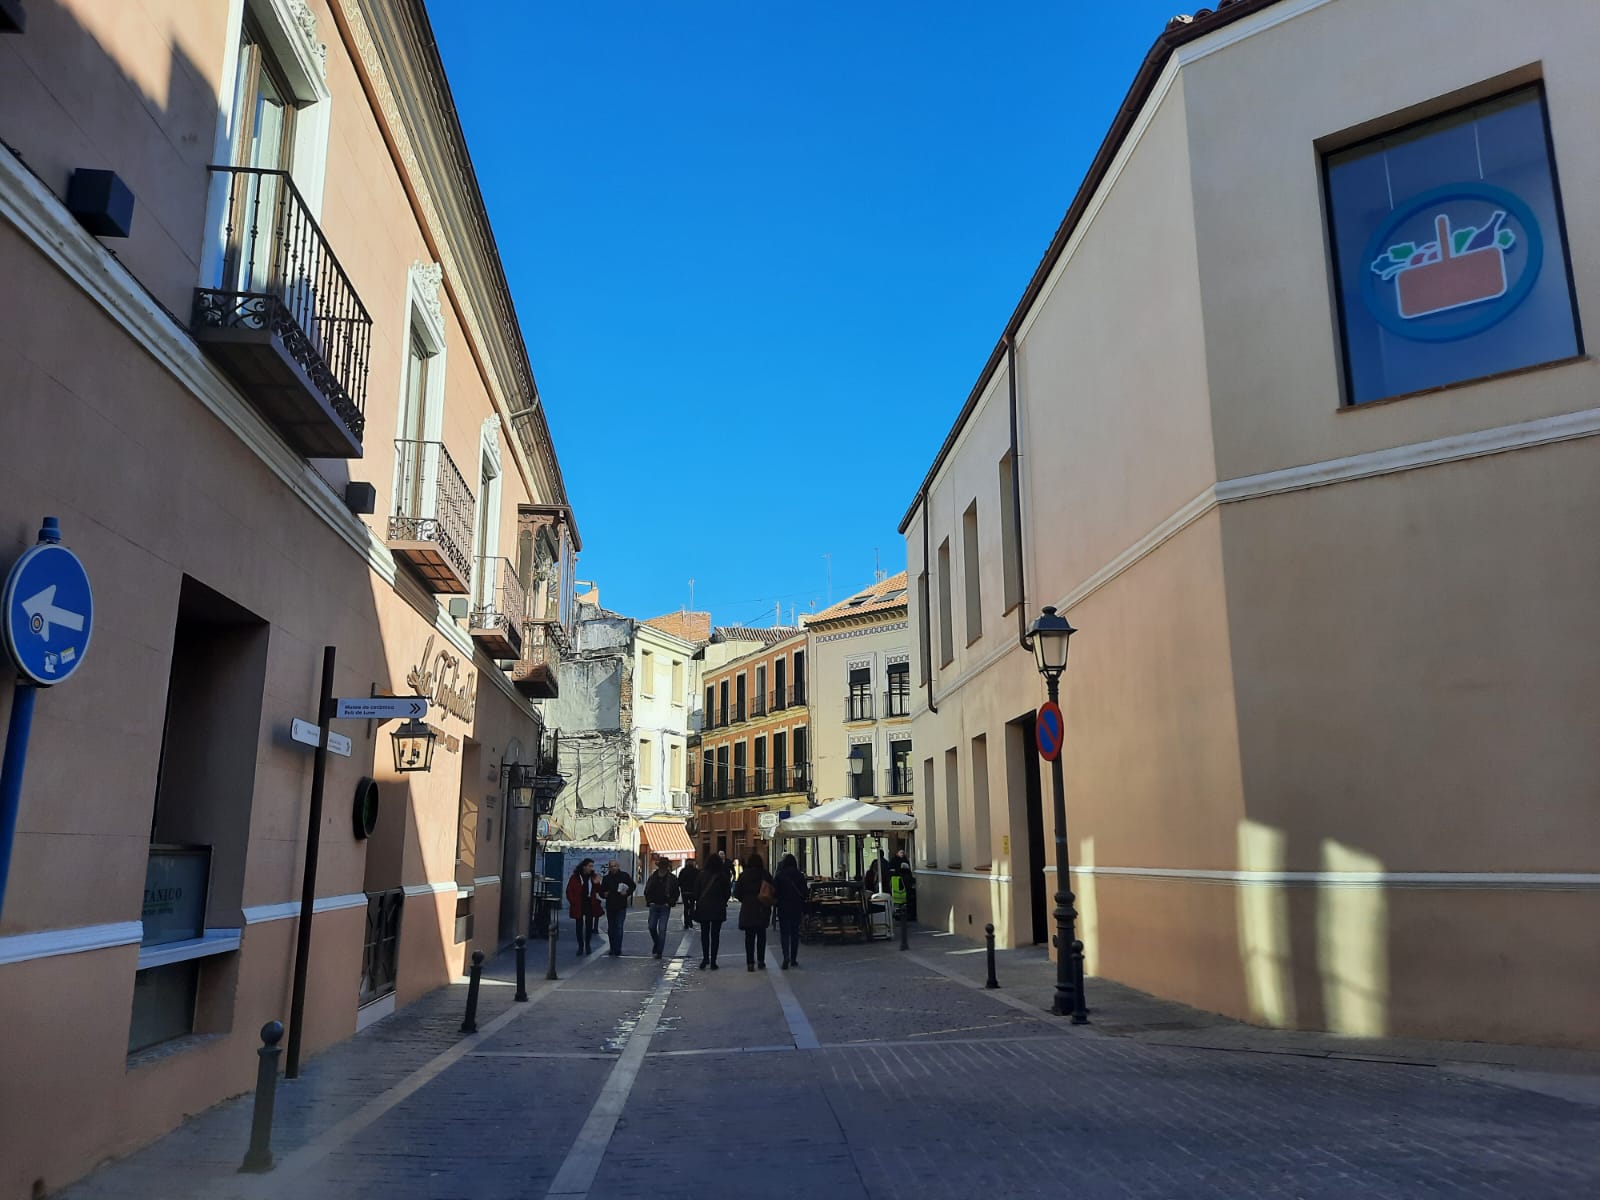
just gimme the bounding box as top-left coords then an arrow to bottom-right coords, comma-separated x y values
391,719 -> 437,773
503,762 -> 535,809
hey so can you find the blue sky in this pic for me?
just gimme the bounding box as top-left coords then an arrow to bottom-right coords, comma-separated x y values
427,1 -> 1182,627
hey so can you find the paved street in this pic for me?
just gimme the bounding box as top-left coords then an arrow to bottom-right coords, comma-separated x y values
60,908 -> 1600,1200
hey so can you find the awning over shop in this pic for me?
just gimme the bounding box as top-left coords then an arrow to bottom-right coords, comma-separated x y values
638,819 -> 695,859
777,797 -> 918,836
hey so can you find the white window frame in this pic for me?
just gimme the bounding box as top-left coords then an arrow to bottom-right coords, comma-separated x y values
472,416 -> 503,610
393,262 -> 448,519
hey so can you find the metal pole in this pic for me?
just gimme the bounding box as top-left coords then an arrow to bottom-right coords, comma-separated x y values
0,682 -> 38,921
985,923 -> 1000,989
286,646 -> 336,1078
546,920 -> 559,980
899,889 -> 910,952
513,935 -> 528,1002
238,1020 -> 284,1173
461,949 -> 485,1034
1046,674 -> 1088,1024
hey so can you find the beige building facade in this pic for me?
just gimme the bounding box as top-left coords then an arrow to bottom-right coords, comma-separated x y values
902,0 -> 1600,1049
0,1 -> 577,1193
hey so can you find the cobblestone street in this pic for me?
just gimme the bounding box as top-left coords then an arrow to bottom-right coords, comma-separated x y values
57,910 -> 1600,1200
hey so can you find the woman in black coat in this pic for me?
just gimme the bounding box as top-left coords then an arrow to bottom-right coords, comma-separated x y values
732,852 -> 774,970
695,856 -> 732,970
772,853 -> 809,969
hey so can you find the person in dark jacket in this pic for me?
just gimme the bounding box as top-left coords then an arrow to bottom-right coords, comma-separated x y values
598,860 -> 636,956
732,852 -> 774,970
565,859 -> 599,955
695,856 -> 732,970
773,853 -> 808,969
643,856 -> 681,959
677,858 -> 701,929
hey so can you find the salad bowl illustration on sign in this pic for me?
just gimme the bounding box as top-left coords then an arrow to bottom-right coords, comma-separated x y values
1358,182 -> 1543,342
1372,211 -> 1514,318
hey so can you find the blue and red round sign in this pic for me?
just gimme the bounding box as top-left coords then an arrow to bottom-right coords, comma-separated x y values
1036,701 -> 1063,762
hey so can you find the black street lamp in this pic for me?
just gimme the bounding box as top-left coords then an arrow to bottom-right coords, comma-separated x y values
1026,605 -> 1088,1024
848,749 -> 866,799
390,719 -> 437,773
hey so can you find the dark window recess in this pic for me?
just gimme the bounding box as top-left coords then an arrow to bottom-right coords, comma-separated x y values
848,667 -> 873,721
851,743 -> 876,799
885,663 -> 911,717
755,738 -> 767,794
793,728 -> 808,785
774,659 -> 787,710
773,732 -> 787,782
890,740 -> 914,795
734,742 -> 748,798
455,894 -> 474,945
1325,84 -> 1581,406
360,889 -> 404,1005
793,651 -> 806,704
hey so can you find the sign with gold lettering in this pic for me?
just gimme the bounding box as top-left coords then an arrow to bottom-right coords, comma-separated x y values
405,634 -> 477,724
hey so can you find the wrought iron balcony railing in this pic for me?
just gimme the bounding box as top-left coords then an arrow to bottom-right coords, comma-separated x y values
751,695 -> 768,718
388,439 -> 475,594
513,618 -> 567,699
884,689 -> 911,718
193,166 -> 371,458
889,769 -> 914,796
470,556 -> 527,659
847,693 -> 874,722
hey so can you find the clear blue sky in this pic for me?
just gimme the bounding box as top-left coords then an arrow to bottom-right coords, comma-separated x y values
427,1 -> 1182,628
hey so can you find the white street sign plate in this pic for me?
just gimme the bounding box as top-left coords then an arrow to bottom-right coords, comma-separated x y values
291,718 -> 352,758
335,696 -> 428,721
758,811 -> 781,836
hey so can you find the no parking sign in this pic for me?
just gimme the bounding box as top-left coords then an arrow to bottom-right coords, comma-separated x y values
1036,701 -> 1064,762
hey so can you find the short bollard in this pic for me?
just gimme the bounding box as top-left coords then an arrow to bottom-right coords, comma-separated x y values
460,949 -> 485,1034
984,923 -> 1000,989
899,909 -> 910,952
1069,939 -> 1090,1025
238,1020 -> 284,1174
513,935 -> 529,1002
546,923 -> 560,980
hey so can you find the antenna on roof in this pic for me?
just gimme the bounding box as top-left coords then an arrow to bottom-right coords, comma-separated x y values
688,577 -> 694,611
875,547 -> 885,582
774,601 -> 781,627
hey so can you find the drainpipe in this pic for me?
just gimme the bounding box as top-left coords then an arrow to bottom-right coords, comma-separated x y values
918,489 -> 938,714
1007,335 -> 1031,652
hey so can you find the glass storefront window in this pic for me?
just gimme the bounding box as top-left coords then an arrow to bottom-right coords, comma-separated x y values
1325,86 -> 1581,405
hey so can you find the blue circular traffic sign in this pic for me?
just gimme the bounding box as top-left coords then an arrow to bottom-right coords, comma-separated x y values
3,533 -> 94,687
1037,701 -> 1064,762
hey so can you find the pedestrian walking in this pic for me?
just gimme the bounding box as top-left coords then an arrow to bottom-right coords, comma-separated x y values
599,860 -> 636,956
732,852 -> 774,970
643,856 -> 680,959
677,857 -> 701,929
773,852 -> 808,969
695,855 -> 731,970
565,858 -> 599,955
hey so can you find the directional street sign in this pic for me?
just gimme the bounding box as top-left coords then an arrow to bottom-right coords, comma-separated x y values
334,696 -> 428,721
1036,700 -> 1064,762
2,536 -> 93,687
291,718 -> 352,758
758,811 -> 781,836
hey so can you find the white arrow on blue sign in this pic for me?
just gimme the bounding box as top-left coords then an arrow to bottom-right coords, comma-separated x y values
335,696 -> 429,721
2,541 -> 93,687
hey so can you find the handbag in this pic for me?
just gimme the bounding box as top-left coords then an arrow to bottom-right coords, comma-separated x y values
758,877 -> 776,905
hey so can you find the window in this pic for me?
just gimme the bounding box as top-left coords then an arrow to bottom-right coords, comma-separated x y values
733,741 -> 747,798
792,727 -> 808,787
970,735 -> 991,869
639,738 -> 653,789
886,662 -> 910,717
999,453 -> 1021,612
962,501 -> 982,645
793,651 -> 806,704
704,685 -> 715,728
702,750 -> 715,799
917,573 -> 931,685
754,664 -> 767,716
670,743 -> 683,790
456,791 -> 478,874
936,538 -> 954,666
944,748 -> 961,869
671,660 -> 684,704
890,739 -> 913,795
774,657 -> 787,709
921,758 -> 937,866
754,736 -> 767,794
735,673 -> 747,722
718,680 -> 730,724
1325,85 -> 1580,406
454,893 -> 474,945
716,746 -> 729,799
640,649 -> 654,697
471,447 -> 500,612
772,731 -> 787,788
848,666 -> 873,721
851,743 -> 875,799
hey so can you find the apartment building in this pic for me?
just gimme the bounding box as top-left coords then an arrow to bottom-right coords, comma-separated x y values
692,628 -> 809,863
806,573 -> 914,819
0,2 -> 578,1191
902,0 -> 1599,1049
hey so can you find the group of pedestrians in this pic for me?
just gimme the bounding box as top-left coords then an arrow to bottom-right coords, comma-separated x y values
563,849 -> 811,970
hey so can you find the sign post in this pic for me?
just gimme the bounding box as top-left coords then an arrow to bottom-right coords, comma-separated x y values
0,517 -> 93,920
1036,701 -> 1064,762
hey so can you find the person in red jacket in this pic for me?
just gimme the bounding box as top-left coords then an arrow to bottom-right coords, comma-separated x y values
565,858 -> 600,954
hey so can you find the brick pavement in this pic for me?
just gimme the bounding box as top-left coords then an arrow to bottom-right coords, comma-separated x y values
55,909 -> 1600,1200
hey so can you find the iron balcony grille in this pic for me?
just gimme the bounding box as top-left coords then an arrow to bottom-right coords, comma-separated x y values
890,767 -> 914,795
193,166 -> 371,455
751,695 -> 767,718
732,700 -> 747,724
470,556 -> 528,658
389,439 -> 475,592
884,689 -> 911,718
770,690 -> 787,712
848,693 -> 874,722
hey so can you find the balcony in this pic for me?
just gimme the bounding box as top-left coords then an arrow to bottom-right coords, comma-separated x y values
388,440 -> 475,594
513,618 -> 568,699
193,167 -> 371,458
470,557 -> 527,660
751,694 -> 767,718
731,699 -> 747,724
847,693 -> 874,722
884,689 -> 911,718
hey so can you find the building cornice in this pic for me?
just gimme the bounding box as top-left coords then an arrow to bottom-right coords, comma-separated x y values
813,620 -> 909,645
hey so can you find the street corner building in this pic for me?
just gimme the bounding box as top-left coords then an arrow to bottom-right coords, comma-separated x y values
0,1 -> 580,1194
900,0 -> 1600,1050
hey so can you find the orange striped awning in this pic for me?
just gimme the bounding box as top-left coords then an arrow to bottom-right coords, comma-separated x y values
639,820 -> 695,857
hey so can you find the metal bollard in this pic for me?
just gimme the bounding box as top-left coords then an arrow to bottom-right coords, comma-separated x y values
238,1020 -> 284,1173
899,908 -> 910,952
513,935 -> 528,1002
546,922 -> 560,980
460,949 -> 485,1034
985,923 -> 1000,989
1069,939 -> 1090,1024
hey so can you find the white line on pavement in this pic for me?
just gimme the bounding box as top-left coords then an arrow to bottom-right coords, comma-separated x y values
766,962 -> 821,1050
544,926 -> 696,1198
